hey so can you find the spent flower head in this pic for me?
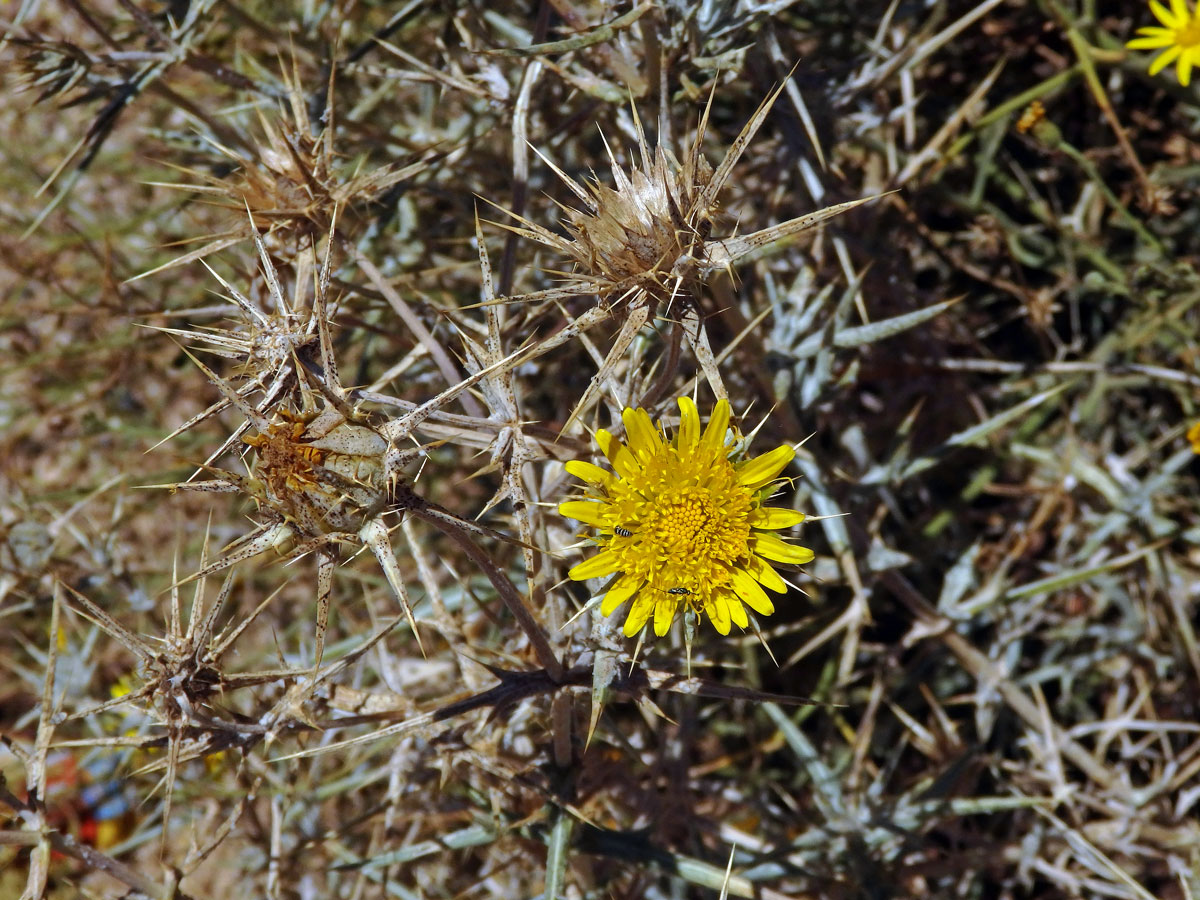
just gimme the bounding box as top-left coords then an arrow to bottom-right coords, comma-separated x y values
559,397 -> 813,639
1127,0 -> 1200,86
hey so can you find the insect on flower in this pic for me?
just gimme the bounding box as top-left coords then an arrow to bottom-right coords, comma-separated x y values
559,397 -> 813,641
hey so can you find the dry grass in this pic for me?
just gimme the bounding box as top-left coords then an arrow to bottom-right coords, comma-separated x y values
2,2 -> 1200,898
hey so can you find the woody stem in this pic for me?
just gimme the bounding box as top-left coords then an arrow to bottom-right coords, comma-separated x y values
414,509 -> 565,682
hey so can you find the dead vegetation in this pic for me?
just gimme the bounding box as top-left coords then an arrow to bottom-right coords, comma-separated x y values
2,2 -> 1200,898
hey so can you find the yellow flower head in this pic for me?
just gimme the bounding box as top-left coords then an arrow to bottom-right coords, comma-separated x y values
559,398 -> 813,638
1128,0 -> 1200,86
1187,420 -> 1200,453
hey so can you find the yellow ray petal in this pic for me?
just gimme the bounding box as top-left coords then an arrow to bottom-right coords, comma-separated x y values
596,429 -> 640,479
1150,44 -> 1183,74
601,573 -> 643,617
677,396 -> 700,450
704,594 -> 732,635
730,567 -> 775,616
622,406 -> 663,459
564,459 -> 614,487
1127,33 -> 1177,49
749,506 -> 807,529
559,500 -> 607,527
744,553 -> 787,594
751,532 -> 815,566
1169,0 -> 1189,25
1178,48 -> 1197,85
625,592 -> 657,636
736,444 -> 795,491
568,549 -> 623,581
1151,0 -> 1181,27
700,398 -> 731,452
652,591 -> 682,636
728,596 -> 749,629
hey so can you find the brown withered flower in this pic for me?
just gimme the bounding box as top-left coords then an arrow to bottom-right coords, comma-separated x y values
165,350 -> 428,671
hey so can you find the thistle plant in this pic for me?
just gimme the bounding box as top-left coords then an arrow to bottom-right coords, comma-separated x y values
6,4 -> 1200,900
158,225 -> 558,676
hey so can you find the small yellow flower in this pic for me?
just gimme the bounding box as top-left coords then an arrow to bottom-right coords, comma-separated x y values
1127,0 -> 1200,86
1187,420 -> 1200,452
559,398 -> 813,638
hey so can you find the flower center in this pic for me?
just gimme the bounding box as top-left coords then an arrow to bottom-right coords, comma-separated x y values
611,446 -> 752,592
643,487 -> 748,564
1180,21 -> 1200,47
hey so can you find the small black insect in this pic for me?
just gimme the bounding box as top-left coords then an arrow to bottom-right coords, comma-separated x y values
613,526 -> 633,538
666,587 -> 692,596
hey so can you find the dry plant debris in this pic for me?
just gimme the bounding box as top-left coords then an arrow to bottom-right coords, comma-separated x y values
2,2 -> 1200,899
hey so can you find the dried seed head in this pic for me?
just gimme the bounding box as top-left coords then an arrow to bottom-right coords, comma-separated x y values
508,77 -> 871,313
242,407 -> 391,537
501,79 -> 814,320
135,68 -> 435,279
563,142 -> 714,290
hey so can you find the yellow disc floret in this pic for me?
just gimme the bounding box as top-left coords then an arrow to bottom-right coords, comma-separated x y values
559,397 -> 813,638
